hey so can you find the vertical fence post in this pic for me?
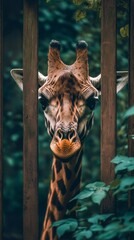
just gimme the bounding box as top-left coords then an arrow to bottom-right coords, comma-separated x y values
101,0 -> 116,212
128,0 -> 134,156
23,0 -> 38,239
128,0 -> 134,208
0,0 -> 3,239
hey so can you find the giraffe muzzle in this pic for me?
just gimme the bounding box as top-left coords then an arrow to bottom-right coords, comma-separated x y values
56,128 -> 76,142
50,128 -> 81,160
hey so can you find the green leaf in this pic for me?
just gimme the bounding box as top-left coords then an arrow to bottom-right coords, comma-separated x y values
53,218 -> 77,227
71,189 -> 94,201
115,162 -> 128,173
123,106 -> 134,119
98,230 -> 118,240
115,161 -> 134,173
121,222 -> 134,232
84,0 -> 101,10
111,155 -> 129,164
11,134 -> 19,141
75,230 -> 92,240
6,157 -> 14,166
86,181 -> 106,190
123,212 -> 134,223
88,214 -> 113,224
90,224 -> 103,232
130,134 -> 134,139
76,206 -> 88,212
55,219 -> 78,238
120,24 -> 129,38
105,221 -> 121,231
72,0 -> 83,5
118,177 -> 134,192
91,190 -> 106,205
99,214 -> 114,222
88,215 -> 101,224
111,155 -> 134,173
74,10 -> 86,21
57,223 -> 70,238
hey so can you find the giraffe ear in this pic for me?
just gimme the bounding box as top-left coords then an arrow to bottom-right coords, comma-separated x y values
10,68 -> 47,91
90,71 -> 128,95
116,71 -> 128,93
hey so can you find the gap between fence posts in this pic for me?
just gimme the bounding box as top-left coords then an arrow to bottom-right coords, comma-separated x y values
0,0 -> 3,239
23,0 -> 38,239
101,0 -> 116,213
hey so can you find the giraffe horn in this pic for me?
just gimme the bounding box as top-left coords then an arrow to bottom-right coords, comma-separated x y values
48,40 -> 66,77
72,41 -> 89,83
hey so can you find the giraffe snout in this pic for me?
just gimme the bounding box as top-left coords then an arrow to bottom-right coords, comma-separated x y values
56,128 -> 76,142
50,127 -> 81,160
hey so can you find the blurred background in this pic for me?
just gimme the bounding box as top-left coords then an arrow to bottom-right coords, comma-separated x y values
3,0 -> 128,239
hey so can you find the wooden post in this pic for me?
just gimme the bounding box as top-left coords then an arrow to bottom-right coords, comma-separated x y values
23,0 -> 38,239
128,0 -> 134,208
0,0 -> 3,239
101,0 -> 116,212
128,0 -> 134,156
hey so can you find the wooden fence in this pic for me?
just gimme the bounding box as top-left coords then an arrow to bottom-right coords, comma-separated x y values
0,0 -> 134,239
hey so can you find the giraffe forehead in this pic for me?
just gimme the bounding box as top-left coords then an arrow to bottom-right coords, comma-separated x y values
53,72 -> 82,94
40,70 -> 98,100
52,92 -> 82,107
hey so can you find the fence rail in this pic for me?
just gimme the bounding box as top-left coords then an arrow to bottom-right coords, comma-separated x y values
0,0 -> 134,239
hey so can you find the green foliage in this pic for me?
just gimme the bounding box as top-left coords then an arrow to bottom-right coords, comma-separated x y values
74,229 -> 93,239
71,0 -> 129,39
111,155 -> 134,173
74,9 -> 87,21
72,0 -> 84,5
123,105 -> 134,119
71,0 -> 101,21
120,24 -> 129,38
72,0 -> 101,10
53,218 -> 78,238
4,0 -> 129,239
71,181 -> 109,205
53,107 -> 134,240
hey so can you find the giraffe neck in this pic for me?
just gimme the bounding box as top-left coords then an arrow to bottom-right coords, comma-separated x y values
41,149 -> 83,240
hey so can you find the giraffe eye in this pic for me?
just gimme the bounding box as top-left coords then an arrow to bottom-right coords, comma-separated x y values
39,94 -> 49,110
50,99 -> 58,108
86,94 -> 99,110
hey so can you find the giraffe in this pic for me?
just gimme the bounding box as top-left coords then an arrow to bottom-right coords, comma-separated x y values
10,40 -> 128,240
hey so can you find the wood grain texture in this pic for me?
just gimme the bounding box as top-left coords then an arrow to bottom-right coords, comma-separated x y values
0,0 -> 3,239
101,0 -> 116,212
23,0 -> 38,239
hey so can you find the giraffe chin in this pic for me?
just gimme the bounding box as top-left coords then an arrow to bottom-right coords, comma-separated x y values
50,139 -> 81,162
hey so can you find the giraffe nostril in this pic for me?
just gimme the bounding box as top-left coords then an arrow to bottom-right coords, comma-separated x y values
56,129 -> 63,140
55,128 -> 76,141
68,129 -> 76,141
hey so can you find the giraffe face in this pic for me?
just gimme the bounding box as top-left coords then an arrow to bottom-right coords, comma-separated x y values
39,72 -> 97,160
38,40 -> 99,161
10,40 -> 102,161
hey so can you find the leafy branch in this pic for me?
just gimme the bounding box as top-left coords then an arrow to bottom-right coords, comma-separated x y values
52,106 -> 134,239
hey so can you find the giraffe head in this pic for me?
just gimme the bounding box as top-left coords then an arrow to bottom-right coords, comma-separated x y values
38,40 -> 98,160
10,40 -> 128,161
